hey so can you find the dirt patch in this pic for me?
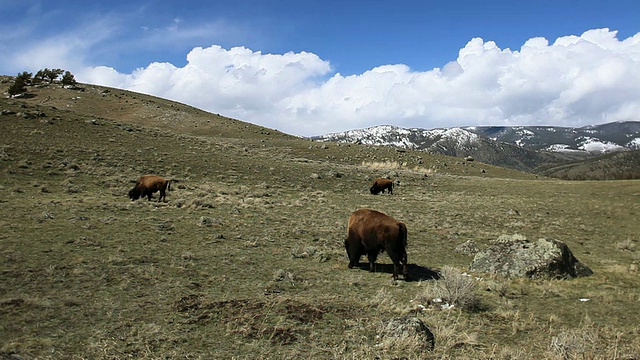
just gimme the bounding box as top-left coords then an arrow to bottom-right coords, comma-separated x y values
173,295 -> 325,344
174,295 -> 325,323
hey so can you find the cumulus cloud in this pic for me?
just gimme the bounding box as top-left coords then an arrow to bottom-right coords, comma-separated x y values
78,28 -> 639,136
82,45 -> 333,131
274,29 -> 640,135
6,23 -> 640,136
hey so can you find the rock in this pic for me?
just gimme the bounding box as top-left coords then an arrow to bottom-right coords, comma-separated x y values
198,217 -> 221,227
455,240 -> 479,256
377,316 -> 435,351
469,235 -> 592,279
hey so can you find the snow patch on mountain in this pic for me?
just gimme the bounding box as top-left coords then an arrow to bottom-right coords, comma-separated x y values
517,128 -> 535,137
577,137 -> 625,153
318,125 -> 479,149
420,128 -> 479,147
545,144 -> 585,153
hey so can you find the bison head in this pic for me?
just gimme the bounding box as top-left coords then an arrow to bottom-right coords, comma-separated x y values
128,188 -> 141,200
370,186 -> 380,195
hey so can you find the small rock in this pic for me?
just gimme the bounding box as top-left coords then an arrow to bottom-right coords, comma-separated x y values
377,316 -> 435,351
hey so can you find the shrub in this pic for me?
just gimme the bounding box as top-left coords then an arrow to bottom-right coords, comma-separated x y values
419,266 -> 481,311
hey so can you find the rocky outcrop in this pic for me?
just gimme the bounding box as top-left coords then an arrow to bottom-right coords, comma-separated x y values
454,239 -> 479,256
469,235 -> 593,279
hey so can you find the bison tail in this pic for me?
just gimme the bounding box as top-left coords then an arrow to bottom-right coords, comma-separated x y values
167,180 -> 171,191
398,222 -> 407,248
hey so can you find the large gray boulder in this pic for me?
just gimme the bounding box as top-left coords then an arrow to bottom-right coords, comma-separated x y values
469,235 -> 593,279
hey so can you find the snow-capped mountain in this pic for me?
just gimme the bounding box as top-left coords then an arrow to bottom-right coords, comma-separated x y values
463,121 -> 640,154
315,125 -> 480,151
312,121 -> 640,174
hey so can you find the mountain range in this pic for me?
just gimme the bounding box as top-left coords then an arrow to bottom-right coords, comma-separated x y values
312,121 -> 640,179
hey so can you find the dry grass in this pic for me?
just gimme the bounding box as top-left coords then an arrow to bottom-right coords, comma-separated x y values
361,160 -> 439,175
417,266 -> 482,311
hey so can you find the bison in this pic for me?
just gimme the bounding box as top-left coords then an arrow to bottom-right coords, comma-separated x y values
344,208 -> 408,280
128,175 -> 171,202
370,178 -> 394,195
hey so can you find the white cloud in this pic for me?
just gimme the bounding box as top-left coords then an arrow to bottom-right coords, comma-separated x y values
277,29 -> 640,135
83,46 -> 332,128
6,25 -> 640,136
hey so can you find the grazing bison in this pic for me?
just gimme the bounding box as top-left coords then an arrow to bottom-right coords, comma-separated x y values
344,208 -> 408,280
128,175 -> 171,202
370,178 -> 394,195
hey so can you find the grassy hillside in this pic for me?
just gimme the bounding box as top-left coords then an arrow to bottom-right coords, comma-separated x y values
1,81 -> 639,359
541,150 -> 640,180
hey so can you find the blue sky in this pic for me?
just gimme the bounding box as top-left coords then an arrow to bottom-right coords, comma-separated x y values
1,0 -> 639,136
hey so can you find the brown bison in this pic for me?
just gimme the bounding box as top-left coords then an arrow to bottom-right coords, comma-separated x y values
128,175 -> 171,202
344,208 -> 408,280
370,178 -> 394,195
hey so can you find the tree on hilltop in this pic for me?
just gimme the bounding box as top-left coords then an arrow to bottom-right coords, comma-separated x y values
61,71 -> 77,86
7,68 -> 79,96
16,71 -> 33,85
7,74 -> 27,97
36,68 -> 65,83
44,68 -> 64,83
34,69 -> 46,83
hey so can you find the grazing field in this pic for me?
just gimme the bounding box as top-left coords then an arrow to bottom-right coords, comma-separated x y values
1,82 -> 639,359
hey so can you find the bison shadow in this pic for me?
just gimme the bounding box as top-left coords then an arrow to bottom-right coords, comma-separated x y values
351,262 -> 440,281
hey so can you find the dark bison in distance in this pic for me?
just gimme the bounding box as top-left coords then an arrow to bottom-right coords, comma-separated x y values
128,175 -> 171,202
370,178 -> 394,195
344,208 -> 409,280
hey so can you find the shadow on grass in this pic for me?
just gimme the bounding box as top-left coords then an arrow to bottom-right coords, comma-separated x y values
351,262 -> 440,282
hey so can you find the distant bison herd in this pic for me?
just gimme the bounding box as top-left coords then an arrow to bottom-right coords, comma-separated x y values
128,174 -> 410,280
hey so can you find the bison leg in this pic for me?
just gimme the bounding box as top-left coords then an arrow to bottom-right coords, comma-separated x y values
391,261 -> 405,280
347,250 -> 363,268
392,264 -> 399,280
389,252 -> 408,280
348,248 -> 365,269
367,252 -> 379,272
159,189 -> 166,202
344,238 -> 363,269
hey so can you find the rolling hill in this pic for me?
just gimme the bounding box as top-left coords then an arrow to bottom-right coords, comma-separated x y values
1,78 -> 639,359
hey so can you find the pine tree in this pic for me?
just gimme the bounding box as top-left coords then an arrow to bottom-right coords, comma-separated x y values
61,71 -> 77,86
34,69 -> 46,83
7,76 -> 26,97
16,71 -> 33,85
44,68 -> 64,83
